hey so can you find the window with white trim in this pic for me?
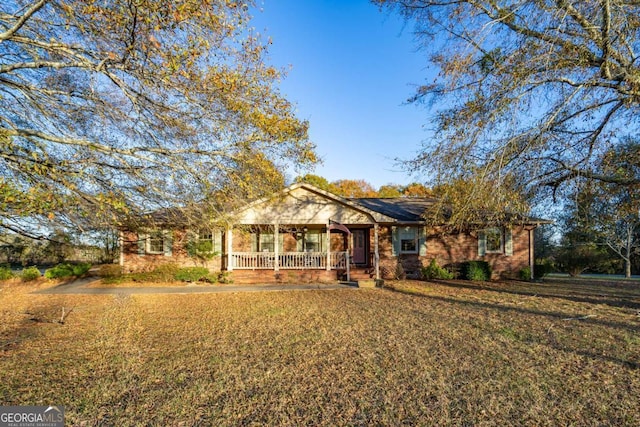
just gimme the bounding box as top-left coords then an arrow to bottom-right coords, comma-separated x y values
147,231 -> 165,254
189,229 -> 222,257
199,230 -> 213,244
399,227 -> 418,254
259,233 -> 274,252
255,231 -> 284,252
297,229 -> 324,252
197,230 -> 222,253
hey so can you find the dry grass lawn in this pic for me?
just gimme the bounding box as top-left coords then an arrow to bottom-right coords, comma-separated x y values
1,277 -> 639,426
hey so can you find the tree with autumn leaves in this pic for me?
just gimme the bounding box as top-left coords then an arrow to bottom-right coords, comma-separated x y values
294,174 -> 432,199
375,0 -> 640,274
0,0 -> 315,238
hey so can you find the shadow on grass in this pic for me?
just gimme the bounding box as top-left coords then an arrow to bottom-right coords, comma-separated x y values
386,285 -> 640,370
396,290 -> 637,332
430,279 -> 640,311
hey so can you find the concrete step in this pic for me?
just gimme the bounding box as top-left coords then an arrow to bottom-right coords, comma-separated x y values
357,278 -> 380,288
337,268 -> 376,282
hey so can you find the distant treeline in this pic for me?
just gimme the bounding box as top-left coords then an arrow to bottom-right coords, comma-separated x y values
0,231 -> 116,266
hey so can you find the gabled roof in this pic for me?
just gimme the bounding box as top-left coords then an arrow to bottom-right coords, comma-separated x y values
236,182 -> 360,215
233,183 -> 398,224
236,184 -> 551,226
133,183 -> 551,228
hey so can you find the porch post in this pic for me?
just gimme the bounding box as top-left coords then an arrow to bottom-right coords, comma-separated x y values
226,225 -> 234,271
326,220 -> 331,271
374,224 -> 380,280
346,232 -> 350,282
274,222 -> 279,272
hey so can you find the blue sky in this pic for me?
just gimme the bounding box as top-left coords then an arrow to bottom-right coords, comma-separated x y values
250,0 -> 435,188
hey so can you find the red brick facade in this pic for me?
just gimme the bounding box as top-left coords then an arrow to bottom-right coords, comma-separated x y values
376,226 -> 531,280
121,230 -> 223,274
122,225 -> 532,281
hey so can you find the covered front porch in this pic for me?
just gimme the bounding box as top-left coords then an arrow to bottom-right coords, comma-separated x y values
225,183 -> 397,281
224,223 -> 380,281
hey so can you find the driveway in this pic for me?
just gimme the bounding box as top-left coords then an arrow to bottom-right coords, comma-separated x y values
34,277 -> 357,295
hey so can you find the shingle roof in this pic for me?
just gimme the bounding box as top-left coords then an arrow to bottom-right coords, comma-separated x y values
350,198 -> 436,222
352,197 -> 552,225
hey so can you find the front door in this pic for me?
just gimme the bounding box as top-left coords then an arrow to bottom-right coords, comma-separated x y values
352,229 -> 367,265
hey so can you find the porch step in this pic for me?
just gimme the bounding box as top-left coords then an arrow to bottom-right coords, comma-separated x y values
338,267 -> 375,281
349,272 -> 374,280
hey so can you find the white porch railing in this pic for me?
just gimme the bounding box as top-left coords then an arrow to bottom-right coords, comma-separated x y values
231,251 -> 348,270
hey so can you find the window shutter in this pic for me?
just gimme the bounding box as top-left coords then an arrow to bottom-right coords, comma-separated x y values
478,230 -> 487,257
504,227 -> 513,256
251,232 -> 258,251
163,230 -> 173,256
418,227 -> 427,256
214,230 -> 223,254
185,230 -> 197,257
138,233 -> 147,256
391,226 -> 400,256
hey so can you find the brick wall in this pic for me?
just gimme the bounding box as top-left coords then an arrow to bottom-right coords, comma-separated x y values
121,230 -> 222,273
331,231 -> 347,252
377,226 -> 531,280
122,225 -> 532,280
232,228 -> 251,252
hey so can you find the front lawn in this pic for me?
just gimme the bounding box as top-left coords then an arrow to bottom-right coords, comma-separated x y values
0,278 -> 638,425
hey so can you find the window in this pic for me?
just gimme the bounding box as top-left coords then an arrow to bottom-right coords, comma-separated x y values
197,230 -> 221,254
392,226 -> 426,256
147,231 -> 165,254
140,230 -> 171,256
259,232 -> 275,252
255,231 -> 284,252
478,227 -> 512,256
199,230 -> 213,243
298,230 -> 323,252
399,227 -> 418,254
485,228 -> 503,253
189,229 -> 222,258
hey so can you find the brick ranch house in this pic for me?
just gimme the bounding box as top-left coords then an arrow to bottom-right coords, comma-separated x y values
120,183 -> 547,283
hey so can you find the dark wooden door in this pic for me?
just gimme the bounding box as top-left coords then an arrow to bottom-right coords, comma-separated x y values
352,229 -> 367,265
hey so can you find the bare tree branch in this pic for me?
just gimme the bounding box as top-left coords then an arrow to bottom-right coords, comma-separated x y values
0,0 -> 47,42
378,0 -> 640,225
0,0 -> 316,237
